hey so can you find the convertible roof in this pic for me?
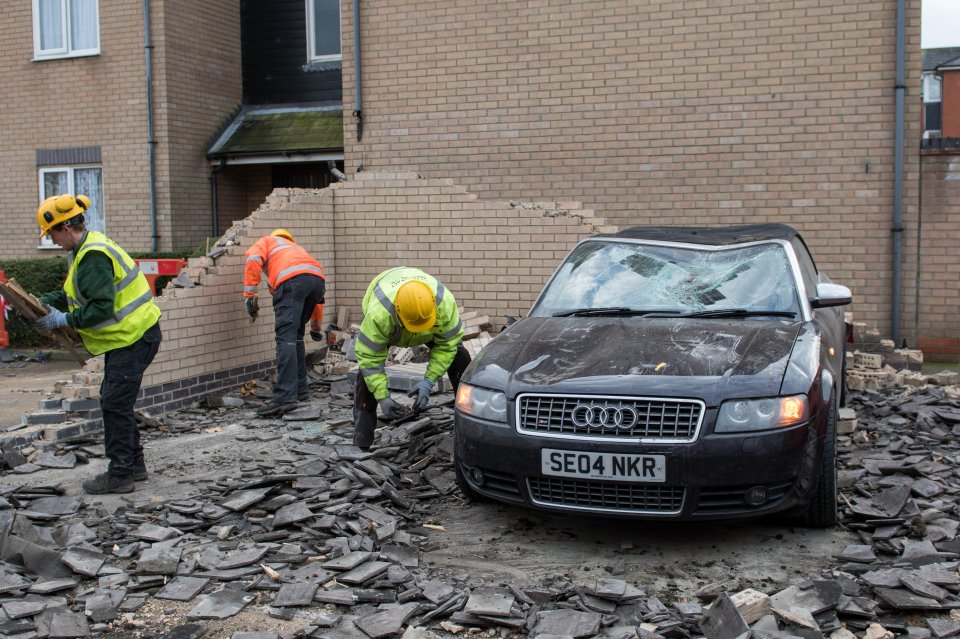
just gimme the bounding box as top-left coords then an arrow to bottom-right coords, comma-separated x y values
610,223 -> 801,246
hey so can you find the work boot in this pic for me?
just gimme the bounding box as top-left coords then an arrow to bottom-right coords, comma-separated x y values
256,401 -> 299,417
133,462 -> 148,482
82,473 -> 135,495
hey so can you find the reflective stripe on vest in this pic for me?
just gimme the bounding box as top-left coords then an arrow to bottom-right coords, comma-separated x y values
63,231 -> 161,355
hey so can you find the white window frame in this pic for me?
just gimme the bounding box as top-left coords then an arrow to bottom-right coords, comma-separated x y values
306,0 -> 342,63
38,165 -> 104,249
33,0 -> 101,60
922,72 -> 942,103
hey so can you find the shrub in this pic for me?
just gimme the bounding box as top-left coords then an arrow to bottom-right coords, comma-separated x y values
0,257 -> 68,348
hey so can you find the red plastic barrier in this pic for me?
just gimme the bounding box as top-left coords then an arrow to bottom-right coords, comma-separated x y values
134,258 -> 188,296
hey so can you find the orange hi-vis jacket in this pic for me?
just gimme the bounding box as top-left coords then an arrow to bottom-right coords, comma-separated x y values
244,235 -> 326,331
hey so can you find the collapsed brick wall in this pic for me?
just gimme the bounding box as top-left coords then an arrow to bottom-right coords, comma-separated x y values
139,189 -> 336,409
330,172 -> 614,329
10,174 -> 615,447
916,154 -> 960,359
136,172 -> 609,413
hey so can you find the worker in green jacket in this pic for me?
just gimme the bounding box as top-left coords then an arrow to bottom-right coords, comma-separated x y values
33,194 -> 162,495
354,267 -> 471,450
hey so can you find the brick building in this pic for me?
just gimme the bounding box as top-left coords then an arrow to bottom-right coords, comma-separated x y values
3,0 -> 958,354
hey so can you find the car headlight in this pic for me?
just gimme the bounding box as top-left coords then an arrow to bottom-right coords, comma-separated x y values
715,395 -> 808,433
455,383 -> 508,423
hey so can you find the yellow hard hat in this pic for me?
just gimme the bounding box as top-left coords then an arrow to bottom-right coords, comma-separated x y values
36,194 -> 90,238
271,228 -> 294,242
395,280 -> 436,333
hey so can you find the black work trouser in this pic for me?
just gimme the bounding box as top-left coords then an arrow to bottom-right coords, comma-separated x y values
353,343 -> 472,448
101,321 -> 162,479
272,274 -> 326,404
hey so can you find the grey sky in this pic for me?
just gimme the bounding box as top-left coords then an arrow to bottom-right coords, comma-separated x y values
923,0 -> 960,48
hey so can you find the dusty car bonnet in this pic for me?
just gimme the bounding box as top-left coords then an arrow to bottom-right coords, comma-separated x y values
466,317 -> 802,404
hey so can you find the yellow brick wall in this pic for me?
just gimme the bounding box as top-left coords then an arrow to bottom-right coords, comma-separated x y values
340,0 -> 924,343
0,1 -> 153,255
0,1 -> 241,258
142,175 -> 608,389
916,154 -> 960,352
329,173 -> 609,326
144,189 -> 336,387
153,0 -> 242,251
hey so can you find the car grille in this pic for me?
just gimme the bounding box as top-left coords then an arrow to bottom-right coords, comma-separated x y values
517,394 -> 703,441
528,477 -> 685,514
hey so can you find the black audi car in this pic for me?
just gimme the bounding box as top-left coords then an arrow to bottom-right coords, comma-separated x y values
453,224 -> 851,527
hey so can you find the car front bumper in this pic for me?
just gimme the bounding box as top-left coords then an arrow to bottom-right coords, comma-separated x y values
454,410 -> 825,520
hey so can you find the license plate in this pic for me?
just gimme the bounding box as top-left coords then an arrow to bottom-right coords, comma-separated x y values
541,449 -> 666,483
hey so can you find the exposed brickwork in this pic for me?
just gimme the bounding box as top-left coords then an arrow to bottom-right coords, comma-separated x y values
942,70 -> 960,138
144,188 -> 337,388
340,0 -> 924,343
916,154 -> 960,357
153,0 -> 242,250
0,0 -> 241,258
328,173 -> 611,327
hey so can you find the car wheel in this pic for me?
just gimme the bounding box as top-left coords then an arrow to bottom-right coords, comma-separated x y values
801,393 -> 838,528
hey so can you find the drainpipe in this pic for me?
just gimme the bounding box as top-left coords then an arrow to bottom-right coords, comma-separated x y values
144,0 -> 158,251
353,0 -> 363,142
891,0 -> 905,345
210,160 -> 227,238
327,161 -> 347,182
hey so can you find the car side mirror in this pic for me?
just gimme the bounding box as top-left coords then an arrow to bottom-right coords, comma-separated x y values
811,283 -> 852,308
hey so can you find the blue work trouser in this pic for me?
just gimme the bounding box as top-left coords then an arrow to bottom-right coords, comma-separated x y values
101,321 -> 162,478
272,273 -> 326,404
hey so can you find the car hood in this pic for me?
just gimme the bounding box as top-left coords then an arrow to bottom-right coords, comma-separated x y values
465,317 -> 802,405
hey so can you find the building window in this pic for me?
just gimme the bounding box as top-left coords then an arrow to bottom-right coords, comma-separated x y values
307,0 -> 341,63
33,0 -> 100,59
38,166 -> 104,248
923,72 -> 942,103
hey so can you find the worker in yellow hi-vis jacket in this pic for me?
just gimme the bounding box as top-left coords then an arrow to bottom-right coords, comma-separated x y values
353,267 -> 471,450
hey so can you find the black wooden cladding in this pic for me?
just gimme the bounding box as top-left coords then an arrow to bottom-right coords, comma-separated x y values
240,0 -> 342,105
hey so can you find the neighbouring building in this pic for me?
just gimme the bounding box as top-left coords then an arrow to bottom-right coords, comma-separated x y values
0,0 -> 343,257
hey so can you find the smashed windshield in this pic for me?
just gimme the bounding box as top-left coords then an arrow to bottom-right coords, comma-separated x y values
531,239 -> 801,318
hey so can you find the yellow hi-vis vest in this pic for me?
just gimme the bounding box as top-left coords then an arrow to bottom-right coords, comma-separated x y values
63,231 -> 161,355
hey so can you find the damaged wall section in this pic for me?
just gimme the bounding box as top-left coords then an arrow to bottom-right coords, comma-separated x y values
17,173 -> 613,444
135,188 -> 336,415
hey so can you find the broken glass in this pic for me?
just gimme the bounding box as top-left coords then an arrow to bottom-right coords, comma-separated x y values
533,240 -> 800,318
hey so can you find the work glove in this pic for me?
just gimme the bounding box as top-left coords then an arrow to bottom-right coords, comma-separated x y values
409,377 -> 435,412
34,304 -> 68,333
310,330 -> 324,342
378,397 -> 407,420
244,296 -> 259,318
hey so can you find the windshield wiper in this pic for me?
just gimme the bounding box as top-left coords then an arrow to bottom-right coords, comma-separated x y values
552,307 -> 670,318
677,308 -> 798,319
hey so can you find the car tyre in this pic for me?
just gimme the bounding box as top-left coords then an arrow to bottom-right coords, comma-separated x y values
801,393 -> 838,528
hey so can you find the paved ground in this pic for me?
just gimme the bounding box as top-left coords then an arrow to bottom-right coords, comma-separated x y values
0,356 -> 81,427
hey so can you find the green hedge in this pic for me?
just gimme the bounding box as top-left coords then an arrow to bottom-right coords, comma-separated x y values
0,257 -> 69,348
0,239 -> 211,348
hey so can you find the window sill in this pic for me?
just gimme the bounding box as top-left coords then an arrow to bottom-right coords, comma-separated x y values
33,50 -> 101,62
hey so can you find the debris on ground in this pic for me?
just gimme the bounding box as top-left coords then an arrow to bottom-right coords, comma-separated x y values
0,348 -> 959,637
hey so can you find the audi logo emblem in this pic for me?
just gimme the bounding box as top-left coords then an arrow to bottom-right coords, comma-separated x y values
570,403 -> 638,430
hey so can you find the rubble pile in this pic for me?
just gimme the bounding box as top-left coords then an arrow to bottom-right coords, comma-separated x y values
0,369 -> 960,638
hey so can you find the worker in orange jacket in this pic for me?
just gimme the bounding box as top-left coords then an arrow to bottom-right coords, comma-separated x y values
244,229 -> 326,417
